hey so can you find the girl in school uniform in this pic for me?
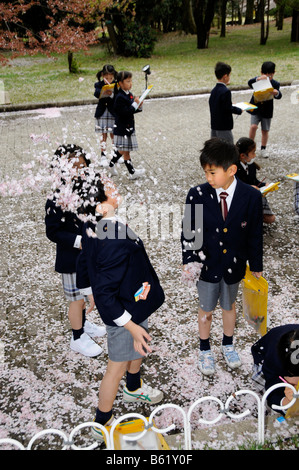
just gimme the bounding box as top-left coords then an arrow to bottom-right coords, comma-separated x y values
109,70 -> 145,180
45,145 -> 106,357
236,137 -> 275,224
94,64 -> 122,167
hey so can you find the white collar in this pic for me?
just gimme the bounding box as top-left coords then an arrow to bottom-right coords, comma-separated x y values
215,176 -> 237,199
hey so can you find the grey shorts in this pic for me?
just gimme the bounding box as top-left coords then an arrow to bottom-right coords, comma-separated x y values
61,272 -> 85,302
106,319 -> 148,362
197,278 -> 239,312
211,129 -> 234,144
250,114 -> 271,131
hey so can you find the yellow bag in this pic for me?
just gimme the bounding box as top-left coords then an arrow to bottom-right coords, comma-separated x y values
103,418 -> 170,450
242,266 -> 268,336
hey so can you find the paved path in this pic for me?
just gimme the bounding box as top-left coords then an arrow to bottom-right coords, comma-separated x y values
0,87 -> 298,449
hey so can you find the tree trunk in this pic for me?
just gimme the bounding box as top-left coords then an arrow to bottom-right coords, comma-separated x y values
181,0 -> 196,34
220,0 -> 228,37
291,9 -> 299,42
277,3 -> 285,30
245,0 -> 254,24
68,51 -> 73,73
193,0 -> 217,49
260,0 -> 270,45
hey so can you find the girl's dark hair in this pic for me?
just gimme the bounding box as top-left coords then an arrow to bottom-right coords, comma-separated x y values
116,71 -> 132,83
200,138 -> 239,171
236,137 -> 256,156
277,328 -> 299,376
54,144 -> 91,167
76,172 -> 107,219
96,64 -> 117,81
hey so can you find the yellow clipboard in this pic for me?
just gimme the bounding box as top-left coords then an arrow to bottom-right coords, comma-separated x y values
260,181 -> 280,197
242,266 -> 268,336
103,418 -> 170,450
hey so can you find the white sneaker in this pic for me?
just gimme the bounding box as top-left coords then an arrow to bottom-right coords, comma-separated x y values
91,415 -> 115,442
221,344 -> 241,369
109,164 -> 118,176
70,332 -> 103,357
128,168 -> 145,180
123,380 -> 163,404
259,149 -> 269,158
198,349 -> 215,376
84,320 -> 106,338
100,156 -> 109,167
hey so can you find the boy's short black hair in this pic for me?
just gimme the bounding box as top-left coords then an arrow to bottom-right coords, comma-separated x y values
261,61 -> 276,74
76,171 -> 108,219
277,328 -> 299,376
200,138 -> 239,171
215,62 -> 232,80
54,144 -> 91,167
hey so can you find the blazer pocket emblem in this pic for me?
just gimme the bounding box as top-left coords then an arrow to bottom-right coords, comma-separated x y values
241,221 -> 247,228
134,282 -> 151,302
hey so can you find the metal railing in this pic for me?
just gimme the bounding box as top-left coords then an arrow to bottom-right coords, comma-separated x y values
0,383 -> 297,450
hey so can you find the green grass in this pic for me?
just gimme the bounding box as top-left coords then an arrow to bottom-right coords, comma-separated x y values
0,18 -> 298,105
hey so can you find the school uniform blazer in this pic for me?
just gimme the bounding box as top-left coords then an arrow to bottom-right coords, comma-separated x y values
209,83 -> 242,131
45,198 -> 83,273
251,324 -> 299,409
248,77 -> 282,119
76,220 -> 165,327
113,88 -> 142,136
181,178 -> 263,284
236,161 -> 265,188
94,80 -> 118,118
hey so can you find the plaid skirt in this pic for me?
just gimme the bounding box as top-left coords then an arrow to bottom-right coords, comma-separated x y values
61,272 -> 84,302
114,132 -> 138,152
95,109 -> 115,133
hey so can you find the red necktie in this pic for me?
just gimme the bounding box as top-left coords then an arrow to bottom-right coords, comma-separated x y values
220,192 -> 228,221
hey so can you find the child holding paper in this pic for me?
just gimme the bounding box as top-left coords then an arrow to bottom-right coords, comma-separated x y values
94,64 -> 122,167
109,71 -> 145,180
248,61 -> 282,158
236,137 -> 275,224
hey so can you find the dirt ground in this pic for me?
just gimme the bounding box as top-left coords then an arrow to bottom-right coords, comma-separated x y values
0,86 -> 298,449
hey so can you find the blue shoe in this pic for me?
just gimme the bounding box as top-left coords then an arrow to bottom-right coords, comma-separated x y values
198,349 -> 215,376
221,345 -> 241,369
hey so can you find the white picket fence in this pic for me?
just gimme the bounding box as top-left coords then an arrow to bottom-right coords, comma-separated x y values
0,383 -> 298,450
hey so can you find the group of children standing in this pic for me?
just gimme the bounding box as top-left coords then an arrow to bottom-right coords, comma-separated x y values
94,64 -> 145,180
44,61 -> 298,441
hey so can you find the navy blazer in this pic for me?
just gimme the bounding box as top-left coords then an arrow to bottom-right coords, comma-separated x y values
76,220 -> 165,327
181,178 -> 263,284
251,324 -> 299,409
236,161 -> 265,188
45,198 -> 83,273
113,88 -> 142,136
94,80 -> 118,118
209,83 -> 242,131
248,77 -> 282,119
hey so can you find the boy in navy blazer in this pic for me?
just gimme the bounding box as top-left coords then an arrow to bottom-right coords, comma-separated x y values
181,138 -> 263,375
209,62 -> 242,144
76,175 -> 164,439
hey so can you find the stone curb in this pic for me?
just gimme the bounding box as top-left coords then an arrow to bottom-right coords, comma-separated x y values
0,82 -> 293,113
